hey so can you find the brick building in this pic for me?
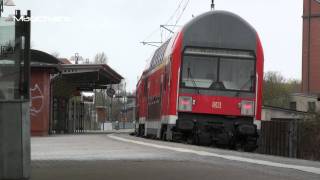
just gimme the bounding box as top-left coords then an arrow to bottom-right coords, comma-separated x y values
302,0 -> 320,93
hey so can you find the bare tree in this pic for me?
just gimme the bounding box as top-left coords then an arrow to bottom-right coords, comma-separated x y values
83,58 -> 92,64
94,52 -> 108,64
263,71 -> 301,108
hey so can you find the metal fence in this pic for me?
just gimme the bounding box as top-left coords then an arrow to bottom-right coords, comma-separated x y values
258,118 -> 320,161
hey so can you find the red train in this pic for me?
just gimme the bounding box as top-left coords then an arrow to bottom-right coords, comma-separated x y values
136,10 -> 264,151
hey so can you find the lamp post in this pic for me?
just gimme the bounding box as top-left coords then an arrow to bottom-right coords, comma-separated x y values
0,0 -> 16,17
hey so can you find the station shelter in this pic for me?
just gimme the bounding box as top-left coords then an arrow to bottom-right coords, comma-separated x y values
30,50 -> 123,136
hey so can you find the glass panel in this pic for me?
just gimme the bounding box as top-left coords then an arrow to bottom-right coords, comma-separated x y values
0,17 -> 20,100
219,58 -> 255,91
308,102 -> 316,112
181,54 -> 255,92
181,56 -> 218,88
290,102 -> 297,110
185,48 -> 255,59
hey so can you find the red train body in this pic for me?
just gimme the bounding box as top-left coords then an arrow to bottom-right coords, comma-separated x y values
136,11 -> 264,151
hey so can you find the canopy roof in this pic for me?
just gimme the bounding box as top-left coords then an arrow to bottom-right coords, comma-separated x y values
30,49 -> 123,96
30,49 -> 61,72
53,64 -> 123,97
61,64 -> 123,89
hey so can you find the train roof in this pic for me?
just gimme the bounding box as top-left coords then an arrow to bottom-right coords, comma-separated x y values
182,10 -> 258,52
141,10 -> 259,79
182,10 -> 256,35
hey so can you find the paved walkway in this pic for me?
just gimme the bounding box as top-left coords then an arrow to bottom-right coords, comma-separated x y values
31,134 -> 320,180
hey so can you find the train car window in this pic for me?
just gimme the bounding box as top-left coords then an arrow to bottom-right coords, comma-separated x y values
219,58 -> 255,91
149,40 -> 170,70
181,56 -> 218,89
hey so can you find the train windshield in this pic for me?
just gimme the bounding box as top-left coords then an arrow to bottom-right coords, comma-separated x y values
219,58 -> 255,91
181,50 -> 255,92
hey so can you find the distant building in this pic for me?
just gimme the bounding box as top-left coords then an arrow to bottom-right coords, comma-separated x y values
302,0 -> 320,93
262,106 -> 308,121
290,93 -> 320,112
261,93 -> 318,122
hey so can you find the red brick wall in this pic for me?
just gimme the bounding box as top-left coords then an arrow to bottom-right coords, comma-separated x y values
302,0 -> 320,93
30,69 -> 51,136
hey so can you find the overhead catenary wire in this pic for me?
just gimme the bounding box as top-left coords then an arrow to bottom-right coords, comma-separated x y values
164,0 -> 185,25
142,0 -> 184,43
162,0 -> 191,35
141,26 -> 162,43
141,0 -> 191,47
173,0 -> 191,27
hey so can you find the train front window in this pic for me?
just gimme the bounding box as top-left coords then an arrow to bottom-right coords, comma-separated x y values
181,56 -> 218,88
219,58 -> 255,91
181,53 -> 255,92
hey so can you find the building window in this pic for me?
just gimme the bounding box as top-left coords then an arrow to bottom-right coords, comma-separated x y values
290,102 -> 297,110
308,102 -> 316,112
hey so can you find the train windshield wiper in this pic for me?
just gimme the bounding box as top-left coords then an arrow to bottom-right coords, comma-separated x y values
187,67 -> 200,94
235,75 -> 255,97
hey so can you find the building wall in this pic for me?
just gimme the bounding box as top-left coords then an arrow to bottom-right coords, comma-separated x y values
291,94 -> 320,112
30,69 -> 51,136
302,0 -> 320,93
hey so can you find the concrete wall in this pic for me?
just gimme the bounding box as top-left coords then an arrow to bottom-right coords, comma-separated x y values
0,102 -> 30,179
262,107 -> 306,121
291,94 -> 320,112
30,69 -> 51,136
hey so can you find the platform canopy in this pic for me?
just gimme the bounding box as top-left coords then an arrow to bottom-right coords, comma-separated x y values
30,49 -> 61,72
53,64 -> 123,97
30,49 -> 123,97
61,64 -> 123,89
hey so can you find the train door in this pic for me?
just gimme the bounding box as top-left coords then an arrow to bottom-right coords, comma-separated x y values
146,74 -> 163,137
138,77 -> 148,136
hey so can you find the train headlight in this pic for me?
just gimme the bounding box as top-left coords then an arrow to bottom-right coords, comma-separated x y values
241,100 -> 255,116
178,96 -> 192,111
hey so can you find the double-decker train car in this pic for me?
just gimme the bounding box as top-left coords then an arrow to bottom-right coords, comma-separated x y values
136,10 -> 264,151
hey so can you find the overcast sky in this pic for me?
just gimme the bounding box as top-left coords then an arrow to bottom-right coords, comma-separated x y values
4,0 -> 303,91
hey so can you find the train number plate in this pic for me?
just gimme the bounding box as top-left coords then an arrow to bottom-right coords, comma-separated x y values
212,101 -> 222,109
